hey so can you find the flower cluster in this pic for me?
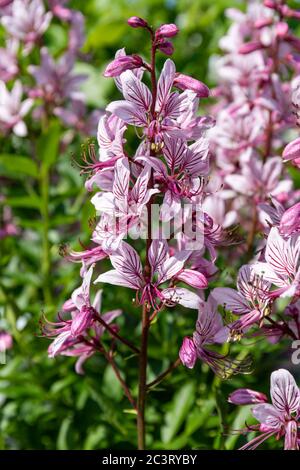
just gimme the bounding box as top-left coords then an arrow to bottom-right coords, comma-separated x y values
41,4 -> 300,450
229,368 -> 300,450
46,15 -> 251,385
209,0 -> 300,233
0,0 -> 99,137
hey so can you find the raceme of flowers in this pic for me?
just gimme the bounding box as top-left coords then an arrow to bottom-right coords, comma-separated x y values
1,0 -> 300,452
43,4 -> 300,450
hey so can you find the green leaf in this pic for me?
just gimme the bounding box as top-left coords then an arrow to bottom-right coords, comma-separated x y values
225,405 -> 252,450
57,416 -> 72,450
161,382 -> 195,444
0,154 -> 38,179
5,195 -> 41,209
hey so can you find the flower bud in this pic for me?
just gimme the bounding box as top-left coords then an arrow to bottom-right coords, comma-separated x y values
71,306 -> 94,337
275,22 -> 289,38
104,54 -> 143,77
179,337 -> 197,369
282,137 -> 300,162
157,41 -> 174,56
280,202 -> 300,236
173,73 -> 209,98
156,23 -> 179,38
177,269 -> 208,289
228,388 -> 268,405
239,41 -> 263,54
127,16 -> 148,29
264,0 -> 277,9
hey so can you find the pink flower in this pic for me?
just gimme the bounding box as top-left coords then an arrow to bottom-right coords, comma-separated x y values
44,267 -> 122,374
179,295 -> 250,377
253,227 -> 300,299
95,240 -> 205,310
279,202 -> 300,238
1,0 -> 52,52
282,137 -> 300,165
106,59 -> 210,143
230,369 -> 300,450
0,80 -> 33,136
212,264 -> 271,333
29,48 -> 86,110
0,40 -> 18,82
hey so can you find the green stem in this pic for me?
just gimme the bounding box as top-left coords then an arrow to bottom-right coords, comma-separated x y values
40,167 -> 52,306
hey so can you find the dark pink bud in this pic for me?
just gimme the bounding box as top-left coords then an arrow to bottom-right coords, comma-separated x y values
52,5 -> 73,21
0,0 -> 13,6
157,41 -> 174,56
127,16 -> 148,28
177,269 -> 208,289
254,18 -> 273,29
264,0 -> 277,9
156,23 -> 179,38
179,337 -> 197,369
239,41 -> 263,54
276,21 -> 289,38
282,137 -> 300,162
104,54 -> 144,77
173,73 -> 209,98
228,389 -> 268,405
281,6 -> 300,20
71,306 -> 94,336
280,202 -> 300,236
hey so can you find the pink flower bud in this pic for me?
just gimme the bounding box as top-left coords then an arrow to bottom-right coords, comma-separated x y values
280,202 -> 300,236
127,16 -> 148,29
264,0 -> 277,9
239,41 -> 263,54
254,18 -> 273,29
282,137 -> 300,162
103,54 -> 144,77
179,337 -> 197,369
276,21 -> 289,38
51,5 -> 73,21
281,6 -> 300,20
156,24 -> 179,38
0,0 -> 13,6
0,331 -> 13,352
177,269 -> 208,289
173,73 -> 209,98
228,389 -> 268,405
71,306 -> 94,337
157,41 -> 174,56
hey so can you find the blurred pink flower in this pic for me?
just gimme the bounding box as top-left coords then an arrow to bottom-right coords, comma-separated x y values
1,0 -> 52,52
0,80 -> 33,136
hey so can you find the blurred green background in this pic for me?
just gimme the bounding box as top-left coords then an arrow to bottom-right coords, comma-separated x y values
0,0 -> 299,450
